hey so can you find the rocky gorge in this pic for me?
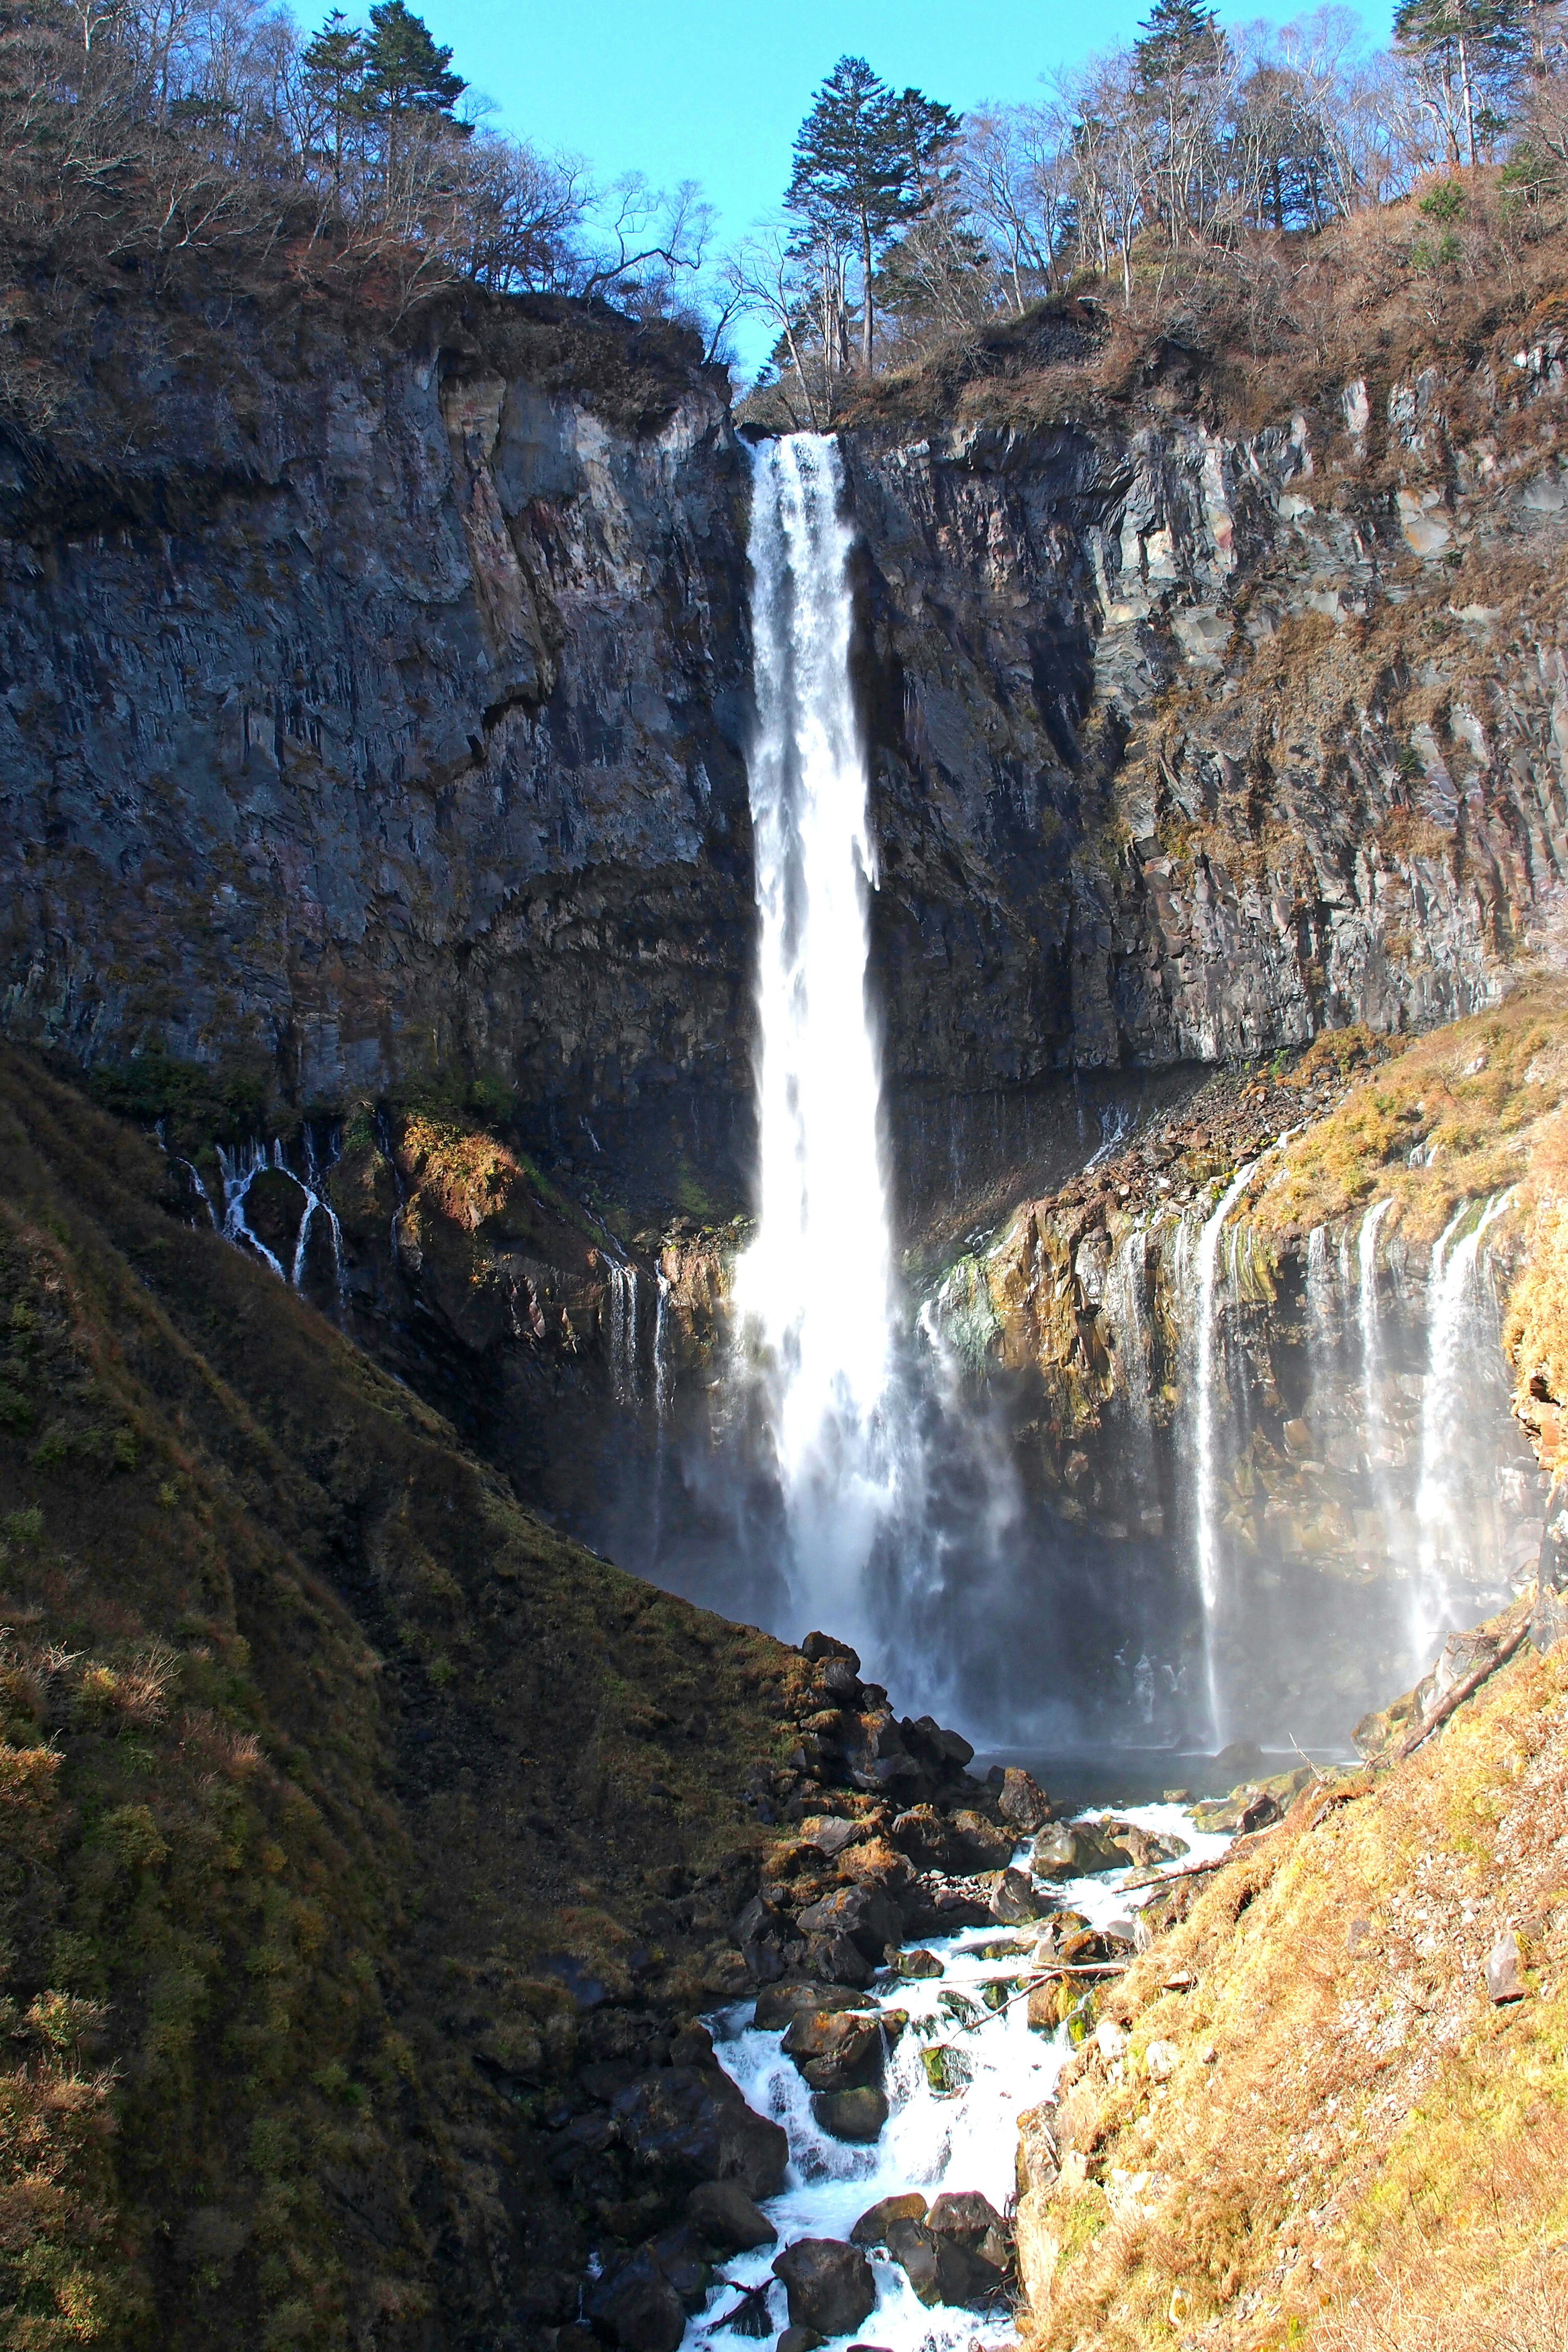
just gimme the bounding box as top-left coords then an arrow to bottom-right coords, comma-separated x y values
5,219 -> 1568,2352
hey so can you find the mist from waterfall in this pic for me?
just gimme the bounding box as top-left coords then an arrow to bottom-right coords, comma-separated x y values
732,433 -> 898,1649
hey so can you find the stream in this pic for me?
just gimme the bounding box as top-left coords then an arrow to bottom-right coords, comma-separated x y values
682,1801 -> 1232,2352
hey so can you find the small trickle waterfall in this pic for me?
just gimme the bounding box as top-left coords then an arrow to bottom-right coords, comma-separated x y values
1187,1162 -> 1256,1746
734,434 -> 897,1645
1412,1192 -> 1517,1668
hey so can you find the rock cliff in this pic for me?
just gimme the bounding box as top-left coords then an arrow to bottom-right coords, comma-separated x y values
5,290 -> 1568,1243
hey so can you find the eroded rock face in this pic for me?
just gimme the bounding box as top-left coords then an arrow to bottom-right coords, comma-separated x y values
846,353 -> 1568,1111
0,299 -> 757,1205
7,303 -> 1568,1243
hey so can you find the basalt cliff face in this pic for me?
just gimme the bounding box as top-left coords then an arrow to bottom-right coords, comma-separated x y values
5,294 -> 1568,1239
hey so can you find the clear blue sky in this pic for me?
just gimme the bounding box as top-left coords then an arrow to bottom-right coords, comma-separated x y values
408,0 -> 1397,363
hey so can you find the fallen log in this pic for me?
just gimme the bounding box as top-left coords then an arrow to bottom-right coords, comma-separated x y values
1397,1619 -> 1530,1761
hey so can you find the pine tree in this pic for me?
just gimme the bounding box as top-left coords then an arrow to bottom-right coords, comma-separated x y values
786,56 -> 957,372
1394,0 -> 1526,165
1134,0 -> 1227,245
303,11 -> 368,192
1134,0 -> 1222,87
361,2 -> 467,183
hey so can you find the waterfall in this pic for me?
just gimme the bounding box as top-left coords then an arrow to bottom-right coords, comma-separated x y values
1189,1161 -> 1257,1747
1104,1223 -> 1156,1511
216,1140 -> 287,1281
1356,1197 -> 1394,1475
1412,1193 -> 1515,1672
607,1263 -> 642,1406
733,433 -> 895,1640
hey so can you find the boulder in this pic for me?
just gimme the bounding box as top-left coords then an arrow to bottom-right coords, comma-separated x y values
797,1815 -> 866,1860
989,1867 -> 1042,1925
811,2084 -> 889,2141
610,2066 -> 789,2200
950,1810 -> 1016,1870
929,2189 -> 1011,2267
801,1633 -> 860,1670
920,2044 -> 971,2097
1026,1977 -> 1070,2031
1103,1820 -> 1188,1869
1029,1821 -> 1129,1880
795,1882 -> 903,1960
686,2180 -> 778,2252
772,2238 -> 877,2336
777,2331 -> 822,2352
754,1982 -> 869,2031
584,2248 -> 687,2352
646,2226 -> 714,2314
1485,1930 -> 1530,2003
995,1767 -> 1054,1832
887,1805 -> 962,1871
781,2008 -> 884,2091
883,2213 -> 1003,2310
850,2192 -> 928,2247
800,1933 -> 875,1990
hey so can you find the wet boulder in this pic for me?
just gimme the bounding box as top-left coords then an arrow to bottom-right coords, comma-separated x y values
584,2247 -> 688,2352
772,2238 -> 877,2335
781,2008 -> 884,2091
610,2066 -> 788,2200
753,1982 -> 869,2031
686,2180 -> 778,2252
850,2192 -> 928,2247
811,2084 -> 889,2141
795,1882 -> 903,1960
929,2190 -> 1011,2274
1104,1819 -> 1188,1869
796,1815 -> 868,1860
800,1933 -> 875,1990
950,1811 -> 1016,1870
897,1949 -> 943,1980
989,1867 -> 1043,1925
1029,1821 -> 1129,1880
887,1805 -> 964,1872
996,1767 -> 1054,1832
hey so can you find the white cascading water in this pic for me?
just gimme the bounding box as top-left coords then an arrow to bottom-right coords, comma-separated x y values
1188,1161 -> 1257,1746
734,435 -> 896,1643
1412,1192 -> 1515,1672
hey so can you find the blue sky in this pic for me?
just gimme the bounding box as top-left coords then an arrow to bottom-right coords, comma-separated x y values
408,0 -> 1398,363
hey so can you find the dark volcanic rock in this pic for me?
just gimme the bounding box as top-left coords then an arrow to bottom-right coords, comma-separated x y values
585,2246 -> 688,2352
610,2066 -> 788,2199
811,2084 -> 891,2142
686,2181 -> 778,2252
772,2238 -> 877,2335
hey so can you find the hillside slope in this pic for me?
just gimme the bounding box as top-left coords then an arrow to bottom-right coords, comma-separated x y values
0,1047 -> 794,2350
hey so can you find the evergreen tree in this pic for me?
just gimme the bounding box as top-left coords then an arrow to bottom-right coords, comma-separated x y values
1134,0 -> 1228,244
1134,0 -> 1222,86
1394,0 -> 1526,164
303,11 -> 368,191
361,1 -> 467,182
786,55 -> 957,372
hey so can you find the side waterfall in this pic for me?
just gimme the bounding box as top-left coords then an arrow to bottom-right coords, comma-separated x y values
734,434 -> 895,1642
1188,1162 -> 1257,1746
1412,1192 -> 1515,1671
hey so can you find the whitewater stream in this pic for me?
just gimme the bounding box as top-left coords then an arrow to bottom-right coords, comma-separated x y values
680,1805 -> 1230,2352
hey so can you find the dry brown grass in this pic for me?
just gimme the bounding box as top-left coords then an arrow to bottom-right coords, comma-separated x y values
1022,1634 -> 1568,2352
1248,978 -> 1568,1250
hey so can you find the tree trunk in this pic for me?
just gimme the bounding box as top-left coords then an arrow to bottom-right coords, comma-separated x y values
860,212 -> 874,372
1458,30 -> 1477,167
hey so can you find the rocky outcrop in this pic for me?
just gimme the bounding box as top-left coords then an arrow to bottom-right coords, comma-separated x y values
848,335 -> 1568,1118
6,290 -> 1568,1248
0,296 -> 757,1212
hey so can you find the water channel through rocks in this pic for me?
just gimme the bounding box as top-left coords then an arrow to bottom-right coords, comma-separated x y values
666,1802 -> 1232,2352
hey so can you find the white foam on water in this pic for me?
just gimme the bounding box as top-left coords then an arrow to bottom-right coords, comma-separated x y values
683,1805 -> 1224,2352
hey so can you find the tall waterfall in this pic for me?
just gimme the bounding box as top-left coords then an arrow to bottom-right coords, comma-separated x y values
1412,1192 -> 1515,1670
1188,1161 -> 1256,1746
735,434 -> 895,1641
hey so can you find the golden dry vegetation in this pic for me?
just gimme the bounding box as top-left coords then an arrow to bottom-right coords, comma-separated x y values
0,1047 -> 793,2348
1021,1628 -> 1568,2352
